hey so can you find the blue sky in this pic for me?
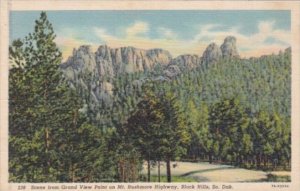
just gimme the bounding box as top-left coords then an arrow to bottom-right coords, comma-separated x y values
10,10 -> 291,60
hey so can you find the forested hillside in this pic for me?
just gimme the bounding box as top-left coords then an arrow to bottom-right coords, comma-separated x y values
9,12 -> 291,182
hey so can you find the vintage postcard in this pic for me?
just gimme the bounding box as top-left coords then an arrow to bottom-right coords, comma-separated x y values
1,0 -> 300,191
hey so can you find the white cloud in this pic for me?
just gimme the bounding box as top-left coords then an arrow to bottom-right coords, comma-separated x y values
235,20 -> 290,57
189,20 -> 290,58
157,27 -> 178,39
93,25 -> 194,56
58,20 -> 290,60
258,20 -> 275,34
126,21 -> 149,37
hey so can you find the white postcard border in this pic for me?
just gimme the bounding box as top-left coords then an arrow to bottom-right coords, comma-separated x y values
1,1 -> 299,191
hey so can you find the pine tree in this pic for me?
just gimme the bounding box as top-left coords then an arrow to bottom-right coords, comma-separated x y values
9,12 -> 65,181
9,12 -> 111,182
158,91 -> 190,182
119,87 -> 163,182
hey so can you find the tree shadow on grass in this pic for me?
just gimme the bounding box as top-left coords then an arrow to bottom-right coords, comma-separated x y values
180,166 -> 235,177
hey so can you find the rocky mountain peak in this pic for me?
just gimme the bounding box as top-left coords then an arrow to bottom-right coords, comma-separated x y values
284,47 -> 291,54
169,54 -> 201,70
67,45 -> 96,73
96,45 -> 112,61
202,43 -> 222,64
220,36 -> 239,58
146,48 -> 172,66
76,45 -> 89,51
61,45 -> 175,104
61,36 -> 243,105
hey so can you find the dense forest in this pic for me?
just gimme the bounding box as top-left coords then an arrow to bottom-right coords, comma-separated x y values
9,12 -> 291,182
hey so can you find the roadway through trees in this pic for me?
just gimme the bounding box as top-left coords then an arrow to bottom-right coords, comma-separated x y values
142,161 -> 290,182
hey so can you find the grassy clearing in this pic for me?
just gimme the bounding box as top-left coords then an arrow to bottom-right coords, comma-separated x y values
142,162 -> 291,182
248,174 -> 291,182
264,174 -> 291,182
142,175 -> 197,182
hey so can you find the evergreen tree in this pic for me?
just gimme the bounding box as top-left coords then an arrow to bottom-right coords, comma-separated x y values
119,86 -> 163,182
9,12 -> 117,182
158,91 -> 190,182
9,12 -> 66,181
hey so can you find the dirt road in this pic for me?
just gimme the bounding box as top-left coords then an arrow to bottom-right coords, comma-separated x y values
142,161 -> 289,182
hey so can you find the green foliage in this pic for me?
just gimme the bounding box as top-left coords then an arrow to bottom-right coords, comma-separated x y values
262,174 -> 291,182
9,11 -> 291,183
146,175 -> 197,182
9,12 -> 118,182
118,87 -> 190,182
9,12 -> 65,182
157,91 -> 191,160
158,52 -> 291,170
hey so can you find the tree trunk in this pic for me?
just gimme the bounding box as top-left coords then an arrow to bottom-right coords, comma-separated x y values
44,81 -> 50,177
166,160 -> 171,183
209,153 -> 212,164
72,164 -> 75,182
158,161 -> 161,182
44,127 -> 50,175
147,159 -> 151,182
256,154 -> 261,168
118,160 -> 125,182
